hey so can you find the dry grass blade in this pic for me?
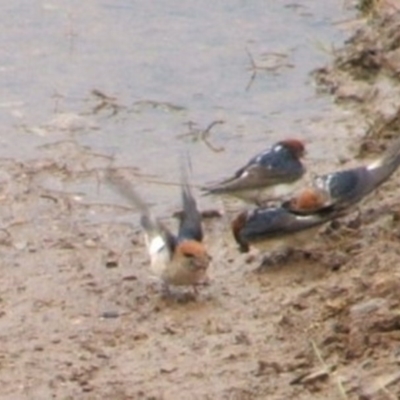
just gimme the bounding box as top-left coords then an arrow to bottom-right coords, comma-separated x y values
177,120 -> 225,153
380,385 -> 398,400
310,339 -> 348,399
140,178 -> 202,189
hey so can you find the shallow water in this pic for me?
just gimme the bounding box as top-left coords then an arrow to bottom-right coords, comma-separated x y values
0,0 -> 356,215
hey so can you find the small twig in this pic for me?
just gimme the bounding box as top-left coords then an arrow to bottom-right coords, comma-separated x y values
200,120 -> 225,152
245,47 -> 258,91
90,89 -> 124,116
202,120 -> 224,136
178,120 -> 225,153
245,47 -> 292,91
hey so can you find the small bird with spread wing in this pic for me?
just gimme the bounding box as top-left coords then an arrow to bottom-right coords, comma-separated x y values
105,164 -> 211,296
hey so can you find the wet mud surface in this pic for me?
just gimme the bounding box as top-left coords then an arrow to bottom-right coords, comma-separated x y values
2,145 -> 400,400
2,3 -> 400,400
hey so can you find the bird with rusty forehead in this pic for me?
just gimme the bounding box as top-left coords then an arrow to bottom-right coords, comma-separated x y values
202,139 -> 306,205
105,165 -> 211,296
231,202 -> 337,255
283,136 -> 400,216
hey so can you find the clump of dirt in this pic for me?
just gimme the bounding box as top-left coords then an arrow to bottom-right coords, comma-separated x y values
314,5 -> 400,155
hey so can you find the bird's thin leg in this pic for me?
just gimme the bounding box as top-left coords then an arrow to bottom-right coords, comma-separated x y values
161,281 -> 171,298
192,284 -> 199,297
257,247 -> 294,270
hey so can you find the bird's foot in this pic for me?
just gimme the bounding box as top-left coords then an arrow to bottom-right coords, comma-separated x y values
160,282 -> 172,298
256,248 -> 295,271
159,282 -> 199,303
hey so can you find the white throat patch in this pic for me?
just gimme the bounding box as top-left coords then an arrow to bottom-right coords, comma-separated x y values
148,235 -> 166,256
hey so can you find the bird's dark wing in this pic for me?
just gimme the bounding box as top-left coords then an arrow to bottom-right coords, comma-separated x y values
104,169 -> 176,248
240,207 -> 335,242
177,154 -> 204,243
205,149 -> 304,193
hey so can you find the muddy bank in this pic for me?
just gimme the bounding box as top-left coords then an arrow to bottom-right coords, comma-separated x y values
1,4 -> 400,400
314,3 -> 400,155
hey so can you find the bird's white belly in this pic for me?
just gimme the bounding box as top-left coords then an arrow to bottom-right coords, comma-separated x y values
251,225 -> 322,253
144,234 -> 171,277
144,234 -> 205,285
236,183 -> 295,203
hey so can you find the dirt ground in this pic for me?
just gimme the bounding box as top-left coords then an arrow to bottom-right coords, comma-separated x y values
2,4 -> 400,400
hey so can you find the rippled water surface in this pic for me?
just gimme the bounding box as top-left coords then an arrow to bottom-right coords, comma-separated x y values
0,0 -> 356,213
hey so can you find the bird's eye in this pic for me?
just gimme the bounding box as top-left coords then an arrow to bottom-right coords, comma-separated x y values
183,253 -> 194,258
